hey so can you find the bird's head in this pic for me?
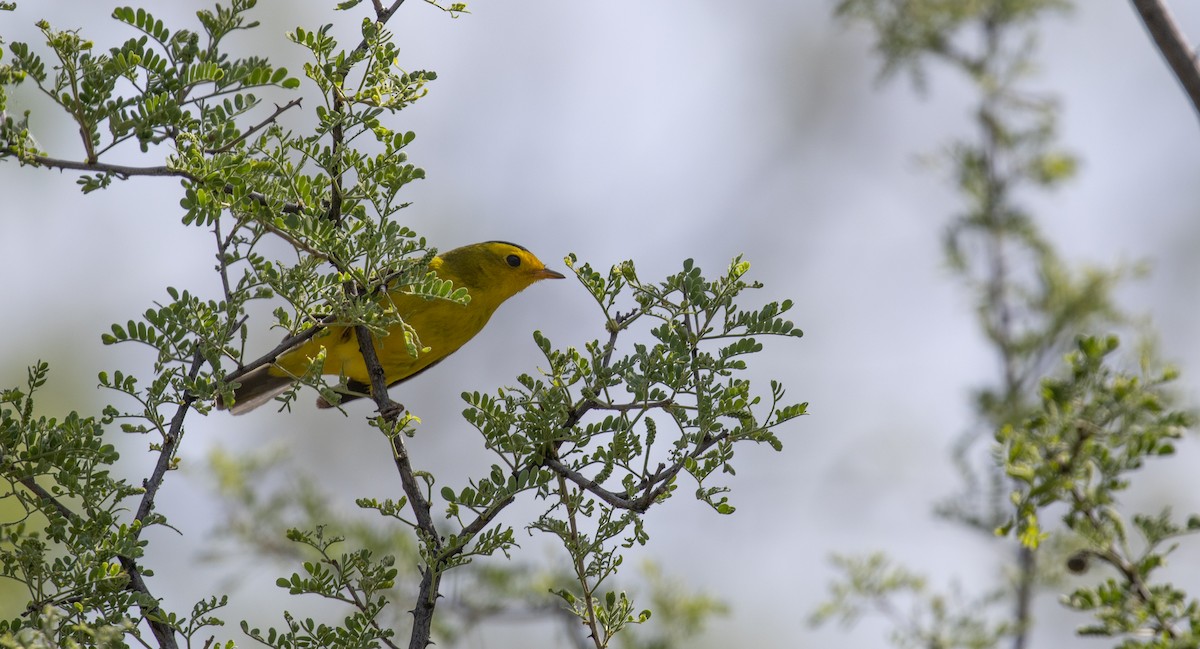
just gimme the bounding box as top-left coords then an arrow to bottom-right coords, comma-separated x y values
436,241 -> 565,304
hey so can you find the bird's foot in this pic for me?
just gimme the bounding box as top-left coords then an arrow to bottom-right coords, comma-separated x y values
377,398 -> 405,422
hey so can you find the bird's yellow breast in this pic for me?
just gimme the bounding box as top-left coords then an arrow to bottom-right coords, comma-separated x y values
273,288 -> 500,386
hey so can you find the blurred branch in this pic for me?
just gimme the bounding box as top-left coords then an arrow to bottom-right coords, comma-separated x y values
1130,0 -> 1200,121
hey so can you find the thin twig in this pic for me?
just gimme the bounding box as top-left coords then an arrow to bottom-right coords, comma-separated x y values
205,98 -> 304,154
330,556 -> 403,649
222,315 -> 336,383
588,399 -> 673,413
557,474 -> 603,649
1130,0 -> 1200,122
1,149 -> 183,177
543,429 -> 729,514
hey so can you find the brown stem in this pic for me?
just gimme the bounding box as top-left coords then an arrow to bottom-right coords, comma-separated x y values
557,474 -> 603,649
352,324 -> 442,649
0,149 -> 184,177
542,429 -> 729,513
121,350 -> 210,649
8,471 -> 177,648
1130,0 -> 1200,122
204,98 -> 304,154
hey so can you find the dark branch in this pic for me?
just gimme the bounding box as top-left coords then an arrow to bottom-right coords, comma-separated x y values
125,350 -> 210,649
14,475 -> 78,523
1130,0 -> 1200,122
352,323 -> 443,649
0,148 -> 185,178
119,556 -> 179,649
544,425 -> 730,514
455,494 -> 515,541
223,313 -> 340,383
374,1 -> 409,34
132,351 -> 204,528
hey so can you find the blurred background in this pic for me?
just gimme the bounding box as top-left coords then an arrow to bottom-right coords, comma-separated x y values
2,1 -> 1200,647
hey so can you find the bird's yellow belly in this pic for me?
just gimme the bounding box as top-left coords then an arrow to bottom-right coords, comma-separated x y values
272,295 -> 494,385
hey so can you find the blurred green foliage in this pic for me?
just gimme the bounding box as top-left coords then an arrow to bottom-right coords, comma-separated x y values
815,1 -> 1200,648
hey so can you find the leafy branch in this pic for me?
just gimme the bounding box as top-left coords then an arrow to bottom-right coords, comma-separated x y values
0,2 -> 802,648
999,335 -> 1199,645
817,3 -> 1190,649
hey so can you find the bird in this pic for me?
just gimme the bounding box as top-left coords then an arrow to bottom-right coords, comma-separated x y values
219,241 -> 565,415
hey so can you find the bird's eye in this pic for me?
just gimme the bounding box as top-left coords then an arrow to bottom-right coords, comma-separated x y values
506,254 -> 521,268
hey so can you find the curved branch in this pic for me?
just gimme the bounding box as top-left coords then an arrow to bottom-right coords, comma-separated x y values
543,429 -> 730,514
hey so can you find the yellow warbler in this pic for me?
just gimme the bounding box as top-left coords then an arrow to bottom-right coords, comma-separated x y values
221,241 -> 564,414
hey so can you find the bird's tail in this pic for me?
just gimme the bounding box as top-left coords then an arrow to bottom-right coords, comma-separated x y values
218,365 -> 295,415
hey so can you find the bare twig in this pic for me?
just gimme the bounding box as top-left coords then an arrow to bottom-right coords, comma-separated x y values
1130,0 -> 1200,122
1,147 -> 309,214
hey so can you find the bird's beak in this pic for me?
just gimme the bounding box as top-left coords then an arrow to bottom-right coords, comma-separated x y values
534,267 -> 566,280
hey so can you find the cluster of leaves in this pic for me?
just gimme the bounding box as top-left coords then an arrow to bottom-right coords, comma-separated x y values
999,335 -> 1200,645
350,255 -> 803,649
0,2 -> 803,648
0,2 -> 449,647
815,1 -> 1200,649
0,363 -> 229,649
810,553 -> 1013,649
2,0 -> 298,188
512,255 -> 802,644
